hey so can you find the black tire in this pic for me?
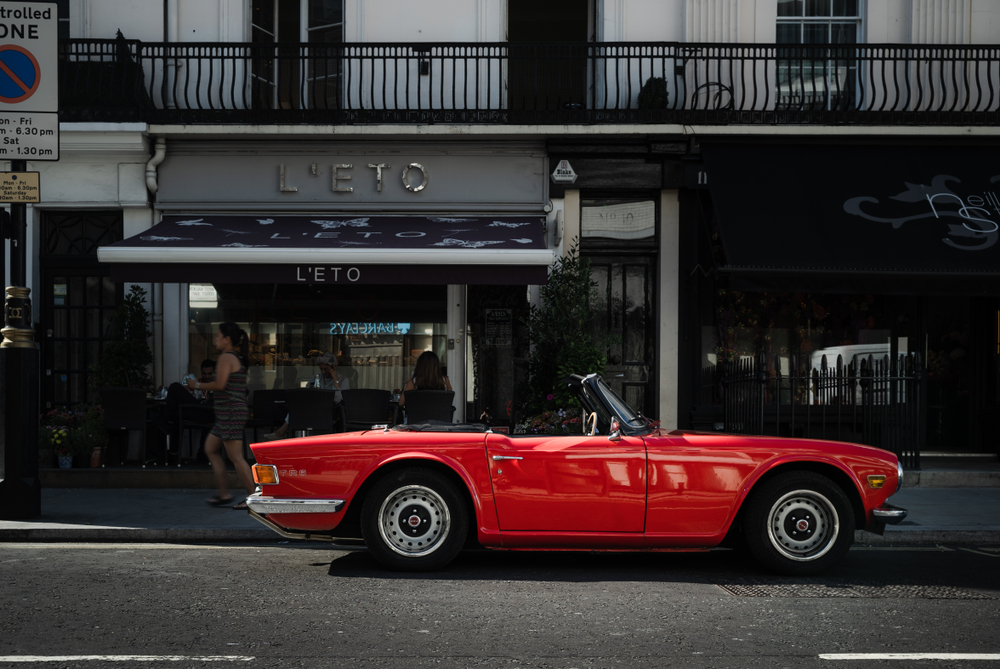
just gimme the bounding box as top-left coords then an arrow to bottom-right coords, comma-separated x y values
743,471 -> 854,576
361,467 -> 468,571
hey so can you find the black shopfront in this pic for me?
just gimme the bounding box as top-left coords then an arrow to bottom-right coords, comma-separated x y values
99,141 -> 556,429
679,139 -> 1000,459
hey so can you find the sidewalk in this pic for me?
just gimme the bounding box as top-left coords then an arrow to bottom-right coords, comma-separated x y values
1,486 -> 998,545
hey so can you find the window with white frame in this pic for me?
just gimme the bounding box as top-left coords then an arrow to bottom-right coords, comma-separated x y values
251,0 -> 344,110
776,0 -> 863,110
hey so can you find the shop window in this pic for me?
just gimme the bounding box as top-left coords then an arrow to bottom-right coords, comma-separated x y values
702,287 -> 891,405
776,0 -> 862,110
187,283 -> 446,396
252,0 -> 344,110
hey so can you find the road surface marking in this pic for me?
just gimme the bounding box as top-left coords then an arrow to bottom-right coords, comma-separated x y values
821,654 -> 1000,661
0,656 -> 254,663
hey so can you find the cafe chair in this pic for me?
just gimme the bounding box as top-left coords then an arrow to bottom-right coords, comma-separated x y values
285,388 -> 339,437
99,387 -> 157,467
177,402 -> 214,466
340,388 -> 392,432
396,390 -> 456,425
246,389 -> 286,445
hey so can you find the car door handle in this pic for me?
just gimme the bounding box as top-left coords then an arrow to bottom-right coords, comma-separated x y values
491,455 -> 523,461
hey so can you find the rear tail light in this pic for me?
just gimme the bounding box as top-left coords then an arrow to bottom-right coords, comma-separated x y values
253,464 -> 279,485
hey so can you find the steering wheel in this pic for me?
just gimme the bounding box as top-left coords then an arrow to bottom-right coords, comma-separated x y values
586,412 -> 598,436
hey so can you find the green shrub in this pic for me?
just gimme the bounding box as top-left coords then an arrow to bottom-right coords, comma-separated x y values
638,76 -> 669,109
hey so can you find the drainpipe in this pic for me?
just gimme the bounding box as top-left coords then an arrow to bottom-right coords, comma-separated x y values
145,137 -> 166,194
146,135 -> 166,390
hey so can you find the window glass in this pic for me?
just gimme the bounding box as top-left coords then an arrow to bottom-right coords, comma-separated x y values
188,283 -> 447,396
805,0 -> 831,16
776,0 -> 861,110
777,0 -> 801,17
57,0 -> 69,38
252,0 -> 276,40
309,0 -> 343,27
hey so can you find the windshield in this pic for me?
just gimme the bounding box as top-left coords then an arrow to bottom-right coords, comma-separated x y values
595,377 -> 646,427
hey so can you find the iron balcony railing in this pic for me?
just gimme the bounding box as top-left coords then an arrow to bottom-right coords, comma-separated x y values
722,352 -> 924,469
59,38 -> 1000,125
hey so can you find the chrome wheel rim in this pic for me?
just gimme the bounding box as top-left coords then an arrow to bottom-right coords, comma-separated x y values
766,489 -> 839,562
377,484 -> 451,558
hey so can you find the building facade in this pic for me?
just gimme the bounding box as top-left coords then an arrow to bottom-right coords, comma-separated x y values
12,0 -> 1000,458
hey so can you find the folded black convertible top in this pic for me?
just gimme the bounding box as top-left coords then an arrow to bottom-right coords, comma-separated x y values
390,421 -> 490,433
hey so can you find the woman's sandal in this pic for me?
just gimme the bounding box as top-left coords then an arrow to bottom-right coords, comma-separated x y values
207,495 -> 234,507
232,501 -> 249,510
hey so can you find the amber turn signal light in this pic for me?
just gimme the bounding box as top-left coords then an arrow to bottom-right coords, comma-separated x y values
867,474 -> 887,489
253,464 -> 279,485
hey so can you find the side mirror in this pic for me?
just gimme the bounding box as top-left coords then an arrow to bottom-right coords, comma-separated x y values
608,418 -> 622,442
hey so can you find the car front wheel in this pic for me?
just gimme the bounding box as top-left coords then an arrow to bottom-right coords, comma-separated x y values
743,471 -> 854,576
361,468 -> 468,571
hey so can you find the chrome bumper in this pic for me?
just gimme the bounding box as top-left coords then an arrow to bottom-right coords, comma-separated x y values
872,503 -> 908,524
245,493 -> 345,515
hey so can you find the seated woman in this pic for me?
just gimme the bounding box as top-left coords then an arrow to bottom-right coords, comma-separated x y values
398,350 -> 452,408
265,352 -> 349,440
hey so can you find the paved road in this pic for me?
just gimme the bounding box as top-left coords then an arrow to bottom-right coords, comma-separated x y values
2,542 -> 999,668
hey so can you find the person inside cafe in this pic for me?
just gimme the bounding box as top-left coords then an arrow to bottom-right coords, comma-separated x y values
398,350 -> 452,408
153,358 -> 216,463
264,352 -> 350,440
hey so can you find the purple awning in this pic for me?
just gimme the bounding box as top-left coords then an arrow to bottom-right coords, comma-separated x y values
98,214 -> 555,285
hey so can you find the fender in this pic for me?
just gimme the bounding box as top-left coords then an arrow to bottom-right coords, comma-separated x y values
353,446 -> 502,540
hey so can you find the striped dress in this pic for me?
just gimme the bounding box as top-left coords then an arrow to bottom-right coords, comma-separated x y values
210,352 -> 248,442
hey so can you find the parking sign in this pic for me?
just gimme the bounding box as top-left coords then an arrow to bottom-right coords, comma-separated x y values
0,1 -> 58,159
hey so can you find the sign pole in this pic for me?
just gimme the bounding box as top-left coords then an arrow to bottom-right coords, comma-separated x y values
0,0 -> 58,520
0,157 -> 40,519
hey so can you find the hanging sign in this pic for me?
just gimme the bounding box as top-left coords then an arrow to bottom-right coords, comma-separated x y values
551,159 -> 578,184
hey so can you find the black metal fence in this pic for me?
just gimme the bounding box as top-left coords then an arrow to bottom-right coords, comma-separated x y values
722,353 -> 923,468
58,38 -> 1000,125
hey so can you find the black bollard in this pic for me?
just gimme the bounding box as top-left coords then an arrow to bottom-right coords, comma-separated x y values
0,345 -> 41,519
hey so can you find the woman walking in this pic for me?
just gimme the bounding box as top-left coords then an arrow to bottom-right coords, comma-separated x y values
187,322 -> 255,509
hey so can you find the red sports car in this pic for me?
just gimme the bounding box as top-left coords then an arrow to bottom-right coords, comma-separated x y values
246,374 -> 907,575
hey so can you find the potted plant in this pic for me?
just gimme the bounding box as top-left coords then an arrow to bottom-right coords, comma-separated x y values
516,242 -> 618,432
51,428 -> 73,468
88,285 -> 154,395
39,409 -> 83,468
69,408 -> 107,468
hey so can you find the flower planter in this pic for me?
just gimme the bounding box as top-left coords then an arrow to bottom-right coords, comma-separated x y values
58,455 -> 73,469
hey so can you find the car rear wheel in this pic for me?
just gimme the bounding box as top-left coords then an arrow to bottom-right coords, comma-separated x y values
361,468 -> 468,571
743,471 -> 854,576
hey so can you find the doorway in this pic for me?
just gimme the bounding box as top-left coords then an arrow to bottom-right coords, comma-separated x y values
251,0 -> 344,110
587,254 -> 657,419
39,211 -> 124,411
507,0 -> 593,110
923,296 -> 1000,454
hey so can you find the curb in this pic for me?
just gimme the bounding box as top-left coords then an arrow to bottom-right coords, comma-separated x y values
3,528 -> 997,545
0,528 -> 281,542
854,529 -> 1000,545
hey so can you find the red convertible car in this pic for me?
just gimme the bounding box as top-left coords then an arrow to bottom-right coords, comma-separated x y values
246,374 -> 907,575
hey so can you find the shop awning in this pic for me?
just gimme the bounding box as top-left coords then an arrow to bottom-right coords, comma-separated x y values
98,214 -> 555,285
700,142 -> 1000,294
